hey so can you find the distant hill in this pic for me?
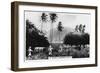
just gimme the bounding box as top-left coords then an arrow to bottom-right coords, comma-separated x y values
47,27 -> 74,43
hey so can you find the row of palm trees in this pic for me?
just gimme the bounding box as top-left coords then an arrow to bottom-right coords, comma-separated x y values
40,13 -> 63,43
75,24 -> 86,33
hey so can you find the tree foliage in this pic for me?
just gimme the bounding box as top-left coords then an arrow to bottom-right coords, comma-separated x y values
41,13 -> 48,23
57,21 -> 63,32
49,13 -> 58,23
26,19 -> 50,51
63,33 -> 90,46
75,24 -> 86,33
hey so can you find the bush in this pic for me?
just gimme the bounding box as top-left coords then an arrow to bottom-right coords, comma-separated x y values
63,33 -> 89,46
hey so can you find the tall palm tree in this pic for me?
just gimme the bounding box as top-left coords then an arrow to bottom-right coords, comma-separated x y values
40,13 -> 48,32
49,13 -> 58,43
57,21 -> 63,43
82,25 -> 85,33
75,25 -> 79,32
79,24 -> 83,33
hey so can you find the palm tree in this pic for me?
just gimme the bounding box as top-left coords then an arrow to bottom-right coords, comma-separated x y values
40,13 -> 48,32
57,21 -> 63,43
82,25 -> 86,33
79,24 -> 83,33
75,25 -> 79,32
49,13 -> 58,43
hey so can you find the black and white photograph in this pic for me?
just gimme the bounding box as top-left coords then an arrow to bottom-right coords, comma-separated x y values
25,11 -> 90,60
11,2 -> 97,71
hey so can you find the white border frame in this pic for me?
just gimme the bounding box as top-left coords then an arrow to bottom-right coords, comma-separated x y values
18,5 -> 96,68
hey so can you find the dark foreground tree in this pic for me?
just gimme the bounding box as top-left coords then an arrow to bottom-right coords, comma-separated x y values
63,33 -> 90,47
81,33 -> 89,46
26,20 -> 50,57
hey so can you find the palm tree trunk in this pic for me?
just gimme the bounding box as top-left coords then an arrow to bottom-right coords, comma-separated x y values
41,22 -> 43,32
50,23 -> 53,43
52,23 -> 53,43
50,23 -> 52,43
59,31 -> 60,43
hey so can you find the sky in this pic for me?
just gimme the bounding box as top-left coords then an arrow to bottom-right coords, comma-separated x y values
25,11 -> 91,35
